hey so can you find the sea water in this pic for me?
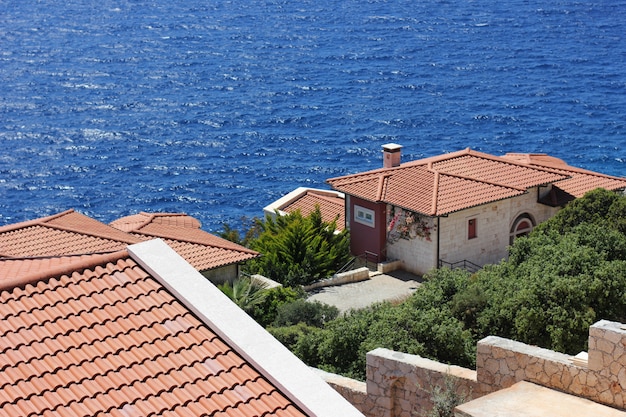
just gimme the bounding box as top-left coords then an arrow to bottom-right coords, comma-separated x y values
1,0 -> 625,232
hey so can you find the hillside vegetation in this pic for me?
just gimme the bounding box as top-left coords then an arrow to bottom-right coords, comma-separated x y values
266,188 -> 626,380
270,190 -> 626,379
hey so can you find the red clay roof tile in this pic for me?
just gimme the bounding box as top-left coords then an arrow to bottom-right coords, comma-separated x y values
0,252 -> 309,417
502,152 -> 626,197
279,190 -> 346,231
0,210 -> 258,277
110,212 -> 202,233
327,148 -> 598,216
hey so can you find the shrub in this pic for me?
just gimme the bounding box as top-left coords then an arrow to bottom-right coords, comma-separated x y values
272,299 -> 339,327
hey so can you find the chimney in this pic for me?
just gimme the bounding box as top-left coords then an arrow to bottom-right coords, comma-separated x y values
382,143 -> 402,168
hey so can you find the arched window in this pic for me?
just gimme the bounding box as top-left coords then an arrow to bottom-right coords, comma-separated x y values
510,214 -> 535,244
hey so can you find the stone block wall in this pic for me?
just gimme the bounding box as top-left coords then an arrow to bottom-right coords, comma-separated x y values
477,320 -> 626,409
312,368 -> 374,416
365,349 -> 479,417
319,320 -> 626,417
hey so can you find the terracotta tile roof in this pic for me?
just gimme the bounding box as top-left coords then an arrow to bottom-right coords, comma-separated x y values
281,191 -> 346,231
110,212 -> 202,232
110,214 -> 259,270
0,249 -> 309,417
0,210 -> 140,258
502,153 -> 626,198
0,210 -> 258,273
327,148 -> 569,216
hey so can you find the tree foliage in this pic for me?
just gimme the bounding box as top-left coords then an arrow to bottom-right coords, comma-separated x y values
272,299 -> 339,327
249,285 -> 304,328
217,277 -> 269,315
268,188 -> 626,380
244,207 -> 351,286
218,216 -> 262,246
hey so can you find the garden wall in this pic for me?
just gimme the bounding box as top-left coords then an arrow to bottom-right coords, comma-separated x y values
318,320 -> 626,417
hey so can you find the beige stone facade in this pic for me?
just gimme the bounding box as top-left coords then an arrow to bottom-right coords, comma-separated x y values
386,187 -> 560,276
319,320 -> 626,417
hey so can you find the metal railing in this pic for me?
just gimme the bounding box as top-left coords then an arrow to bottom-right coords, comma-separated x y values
438,259 -> 482,273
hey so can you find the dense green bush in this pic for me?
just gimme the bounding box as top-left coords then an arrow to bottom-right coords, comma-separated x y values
249,286 -> 304,328
272,299 -> 339,327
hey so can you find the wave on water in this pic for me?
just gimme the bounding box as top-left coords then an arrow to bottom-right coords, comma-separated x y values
0,0 -> 625,231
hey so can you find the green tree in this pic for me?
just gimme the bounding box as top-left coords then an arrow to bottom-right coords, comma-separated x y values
245,207 -> 351,286
472,223 -> 626,353
218,277 -> 269,315
535,188 -> 624,235
219,216 -> 262,246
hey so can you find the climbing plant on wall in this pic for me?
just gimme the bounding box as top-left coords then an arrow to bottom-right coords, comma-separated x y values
387,205 -> 435,243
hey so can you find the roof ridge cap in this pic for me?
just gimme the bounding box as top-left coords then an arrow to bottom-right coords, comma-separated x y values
431,171 -> 440,216
132,212 -> 158,231
538,162 -> 626,180
0,250 -> 129,292
410,148 -> 473,167
376,173 -> 389,201
0,209 -> 76,233
439,170 -> 528,191
306,192 -> 344,205
432,150 -> 573,183
132,229 -> 260,255
44,222 -> 141,244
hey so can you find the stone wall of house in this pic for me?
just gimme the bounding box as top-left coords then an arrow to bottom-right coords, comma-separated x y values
438,188 -> 558,268
438,198 -> 508,268
386,229 -> 437,276
201,264 -> 238,284
319,320 -> 626,417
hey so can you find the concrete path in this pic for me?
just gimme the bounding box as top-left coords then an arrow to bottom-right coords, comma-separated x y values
306,270 -> 422,313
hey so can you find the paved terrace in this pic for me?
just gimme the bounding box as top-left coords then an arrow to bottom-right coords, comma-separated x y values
306,269 -> 423,312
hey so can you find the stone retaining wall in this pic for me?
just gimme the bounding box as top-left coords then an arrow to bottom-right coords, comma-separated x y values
319,320 -> 626,417
477,320 -> 626,409
312,368 -> 373,416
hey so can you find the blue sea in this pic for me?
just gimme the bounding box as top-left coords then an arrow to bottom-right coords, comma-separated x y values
1,0 -> 625,233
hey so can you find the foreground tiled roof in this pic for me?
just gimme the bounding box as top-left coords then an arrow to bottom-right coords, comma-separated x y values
0,248 -> 306,417
502,153 -> 626,198
0,210 -> 140,258
327,149 -> 570,216
280,191 -> 346,231
110,213 -> 259,270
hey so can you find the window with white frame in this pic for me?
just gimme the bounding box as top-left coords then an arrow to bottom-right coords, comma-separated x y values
354,205 -> 375,227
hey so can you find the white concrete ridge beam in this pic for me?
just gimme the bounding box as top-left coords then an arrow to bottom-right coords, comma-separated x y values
128,238 -> 365,417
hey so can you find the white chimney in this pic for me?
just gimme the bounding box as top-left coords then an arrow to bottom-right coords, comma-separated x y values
382,143 -> 402,168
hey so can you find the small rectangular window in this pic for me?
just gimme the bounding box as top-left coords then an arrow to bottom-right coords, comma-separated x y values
468,218 -> 477,239
354,205 -> 375,227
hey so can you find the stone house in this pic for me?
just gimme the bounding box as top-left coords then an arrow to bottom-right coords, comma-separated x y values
326,145 -> 626,275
